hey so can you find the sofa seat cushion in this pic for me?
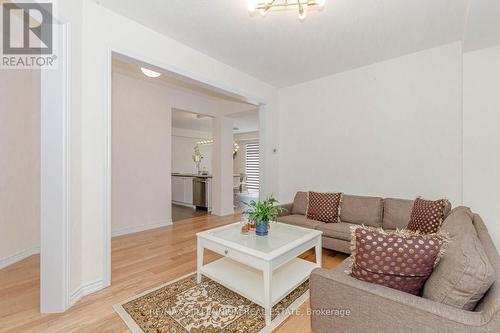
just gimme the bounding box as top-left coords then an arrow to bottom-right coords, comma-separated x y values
316,222 -> 355,241
340,195 -> 383,227
349,226 -> 449,296
382,198 -> 414,230
277,214 -> 324,229
423,207 -> 496,310
292,191 -> 308,215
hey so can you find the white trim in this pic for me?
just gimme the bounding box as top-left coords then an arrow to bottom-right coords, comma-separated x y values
69,280 -> 105,306
64,22 -> 72,310
0,246 -> 40,270
211,209 -> 235,217
171,201 -> 196,209
102,48 -> 113,289
40,22 -> 71,313
111,220 -> 173,237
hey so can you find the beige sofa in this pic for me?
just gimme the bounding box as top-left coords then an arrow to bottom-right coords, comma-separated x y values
278,192 -> 500,332
277,192 -> 451,254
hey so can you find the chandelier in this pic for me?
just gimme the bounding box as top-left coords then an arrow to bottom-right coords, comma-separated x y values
248,0 -> 325,21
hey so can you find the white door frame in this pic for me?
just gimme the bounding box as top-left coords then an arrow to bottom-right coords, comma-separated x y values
103,46 -> 268,286
40,22 -> 71,313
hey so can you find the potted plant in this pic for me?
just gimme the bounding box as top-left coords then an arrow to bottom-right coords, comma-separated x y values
244,195 -> 285,236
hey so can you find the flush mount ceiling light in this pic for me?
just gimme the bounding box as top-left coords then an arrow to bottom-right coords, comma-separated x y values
248,0 -> 325,21
140,67 -> 161,78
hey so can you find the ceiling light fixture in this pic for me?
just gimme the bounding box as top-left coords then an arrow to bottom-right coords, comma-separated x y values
248,0 -> 325,21
140,67 -> 161,78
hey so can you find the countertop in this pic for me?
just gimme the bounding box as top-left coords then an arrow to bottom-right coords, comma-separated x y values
172,173 -> 212,178
172,173 -> 241,178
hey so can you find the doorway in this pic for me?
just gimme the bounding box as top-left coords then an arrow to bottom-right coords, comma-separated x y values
228,110 -> 260,211
107,51 -> 264,288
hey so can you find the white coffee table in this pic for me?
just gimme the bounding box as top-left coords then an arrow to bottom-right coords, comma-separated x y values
196,222 -> 322,326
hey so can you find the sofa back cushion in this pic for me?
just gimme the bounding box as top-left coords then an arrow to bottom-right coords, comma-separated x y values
422,207 -> 496,310
340,195 -> 383,227
382,198 -> 414,230
349,226 -> 449,295
291,191 -> 308,215
407,198 -> 450,234
307,192 -> 342,223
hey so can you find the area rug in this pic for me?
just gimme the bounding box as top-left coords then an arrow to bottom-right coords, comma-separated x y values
113,273 -> 309,333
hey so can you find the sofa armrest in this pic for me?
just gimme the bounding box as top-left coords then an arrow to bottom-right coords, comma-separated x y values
278,203 -> 293,217
310,263 -> 500,333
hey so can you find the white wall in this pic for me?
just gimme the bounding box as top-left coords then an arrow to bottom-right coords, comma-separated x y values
172,129 -> 213,174
463,45 -> 500,247
172,137 -> 212,174
0,70 -> 40,268
278,43 -> 463,205
112,72 -> 172,235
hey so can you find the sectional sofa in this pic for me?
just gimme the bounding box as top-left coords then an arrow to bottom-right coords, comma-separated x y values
277,191 -> 451,254
278,192 -> 500,332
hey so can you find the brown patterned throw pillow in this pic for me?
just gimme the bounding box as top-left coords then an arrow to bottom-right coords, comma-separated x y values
348,226 -> 449,295
407,198 -> 449,234
306,191 -> 342,223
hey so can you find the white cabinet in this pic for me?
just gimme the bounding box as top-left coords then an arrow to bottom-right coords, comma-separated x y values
172,176 -> 194,206
172,176 -> 184,203
184,178 -> 193,205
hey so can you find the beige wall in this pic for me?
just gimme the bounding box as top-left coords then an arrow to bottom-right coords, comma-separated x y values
0,69 -> 40,267
112,72 -> 172,235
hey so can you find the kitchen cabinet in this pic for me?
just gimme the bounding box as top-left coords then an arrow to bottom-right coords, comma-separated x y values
172,176 -> 194,206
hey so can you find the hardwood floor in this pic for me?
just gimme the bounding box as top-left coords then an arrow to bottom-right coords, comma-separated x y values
0,214 -> 346,333
171,204 -> 208,222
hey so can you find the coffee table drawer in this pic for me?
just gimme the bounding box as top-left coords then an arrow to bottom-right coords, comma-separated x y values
200,238 -> 266,270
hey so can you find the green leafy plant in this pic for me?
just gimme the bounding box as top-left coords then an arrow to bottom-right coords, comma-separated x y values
243,195 -> 286,225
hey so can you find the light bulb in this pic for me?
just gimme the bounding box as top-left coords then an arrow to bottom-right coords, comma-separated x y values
248,0 -> 256,13
316,0 -> 325,8
298,6 -> 307,21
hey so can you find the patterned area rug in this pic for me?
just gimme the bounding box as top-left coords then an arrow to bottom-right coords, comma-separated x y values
114,273 -> 309,333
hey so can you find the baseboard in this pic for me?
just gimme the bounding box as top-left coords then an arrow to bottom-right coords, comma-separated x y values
70,280 -> 105,306
0,246 -> 40,270
172,201 -> 196,209
211,209 -> 235,217
111,220 -> 173,237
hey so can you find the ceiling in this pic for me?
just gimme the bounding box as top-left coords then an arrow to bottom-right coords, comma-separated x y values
171,108 -> 259,134
172,109 -> 213,133
462,0 -> 500,51
100,0 -> 500,87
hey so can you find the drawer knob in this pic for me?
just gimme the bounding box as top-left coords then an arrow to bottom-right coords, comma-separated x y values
224,250 -> 228,255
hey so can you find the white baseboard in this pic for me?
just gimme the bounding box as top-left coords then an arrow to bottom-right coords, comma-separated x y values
70,280 -> 104,306
0,246 -> 40,270
211,209 -> 235,217
172,201 -> 196,209
111,220 -> 173,237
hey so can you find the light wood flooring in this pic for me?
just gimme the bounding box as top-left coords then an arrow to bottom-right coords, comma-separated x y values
171,204 -> 208,222
0,213 -> 346,333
